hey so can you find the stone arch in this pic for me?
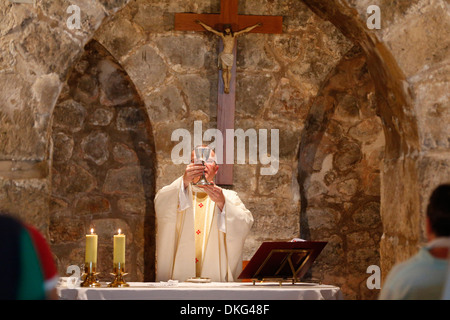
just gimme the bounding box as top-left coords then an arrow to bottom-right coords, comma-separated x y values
0,1 -> 134,231
296,2 -> 418,294
298,45 -> 385,299
299,0 -> 449,285
293,0 -> 426,297
50,39 -> 156,282
301,0 -> 420,157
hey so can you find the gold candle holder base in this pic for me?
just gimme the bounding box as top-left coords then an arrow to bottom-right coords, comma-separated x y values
80,263 -> 101,287
108,262 -> 129,287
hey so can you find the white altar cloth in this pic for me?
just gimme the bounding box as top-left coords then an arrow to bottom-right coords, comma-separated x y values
57,281 -> 343,300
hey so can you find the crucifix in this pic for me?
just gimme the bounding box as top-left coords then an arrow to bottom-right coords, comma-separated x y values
175,0 -> 282,185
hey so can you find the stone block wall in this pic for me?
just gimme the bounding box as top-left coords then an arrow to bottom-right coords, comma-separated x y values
1,0 -> 448,300
302,0 -> 450,288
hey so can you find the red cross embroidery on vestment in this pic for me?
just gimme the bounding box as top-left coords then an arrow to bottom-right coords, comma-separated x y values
196,229 -> 201,235
198,203 -> 204,208
195,258 -> 199,263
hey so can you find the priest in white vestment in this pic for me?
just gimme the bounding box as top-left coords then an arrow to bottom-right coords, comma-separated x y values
155,150 -> 253,282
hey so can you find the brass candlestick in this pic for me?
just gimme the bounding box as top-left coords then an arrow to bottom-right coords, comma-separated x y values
80,262 -> 101,287
108,262 -> 129,287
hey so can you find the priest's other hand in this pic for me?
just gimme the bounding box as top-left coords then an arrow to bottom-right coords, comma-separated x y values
183,164 -> 204,188
199,184 -> 225,211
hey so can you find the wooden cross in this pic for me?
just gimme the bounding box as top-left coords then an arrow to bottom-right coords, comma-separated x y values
175,0 -> 282,185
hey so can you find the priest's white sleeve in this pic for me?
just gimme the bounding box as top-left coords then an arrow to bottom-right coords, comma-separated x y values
154,176 -> 185,281
221,189 -> 254,281
217,206 -> 226,233
178,178 -> 191,211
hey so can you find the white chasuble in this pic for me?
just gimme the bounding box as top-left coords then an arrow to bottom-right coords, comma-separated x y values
155,176 -> 253,282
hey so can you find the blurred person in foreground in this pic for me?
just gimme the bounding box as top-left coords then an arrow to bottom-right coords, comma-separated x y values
0,213 -> 58,300
379,184 -> 450,300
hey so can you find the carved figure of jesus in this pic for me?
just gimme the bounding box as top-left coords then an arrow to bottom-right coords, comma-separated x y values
196,20 -> 262,94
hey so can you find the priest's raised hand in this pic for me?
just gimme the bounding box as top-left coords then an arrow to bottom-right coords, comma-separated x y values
198,184 -> 225,211
183,163 -> 204,188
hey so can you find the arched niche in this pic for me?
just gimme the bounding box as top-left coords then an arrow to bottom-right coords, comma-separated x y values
298,46 -> 385,299
49,40 -> 156,282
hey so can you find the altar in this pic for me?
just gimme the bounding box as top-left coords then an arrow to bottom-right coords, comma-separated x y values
57,280 -> 343,300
